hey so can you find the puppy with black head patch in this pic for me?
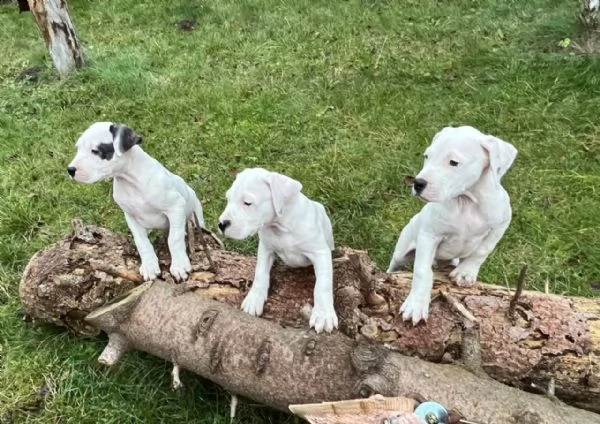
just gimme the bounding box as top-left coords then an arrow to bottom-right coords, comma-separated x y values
67,121 -> 212,281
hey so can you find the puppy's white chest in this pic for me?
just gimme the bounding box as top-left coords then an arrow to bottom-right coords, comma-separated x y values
275,250 -> 311,267
261,232 -> 311,268
435,208 -> 490,260
114,186 -> 169,230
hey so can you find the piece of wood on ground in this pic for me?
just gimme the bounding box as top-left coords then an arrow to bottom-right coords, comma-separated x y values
289,395 -> 419,424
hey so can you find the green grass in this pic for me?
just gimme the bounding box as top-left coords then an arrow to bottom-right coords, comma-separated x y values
0,0 -> 599,421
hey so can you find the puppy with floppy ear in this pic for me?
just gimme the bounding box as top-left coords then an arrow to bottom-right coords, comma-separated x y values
218,167 -> 338,333
268,172 -> 303,217
110,123 -> 142,156
67,121 -> 215,281
387,126 -> 517,324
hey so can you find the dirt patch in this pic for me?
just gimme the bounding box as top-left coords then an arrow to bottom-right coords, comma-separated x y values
178,19 -> 196,32
15,65 -> 45,83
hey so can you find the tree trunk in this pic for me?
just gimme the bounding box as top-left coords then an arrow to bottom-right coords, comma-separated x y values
19,220 -> 600,423
26,0 -> 84,76
581,0 -> 600,26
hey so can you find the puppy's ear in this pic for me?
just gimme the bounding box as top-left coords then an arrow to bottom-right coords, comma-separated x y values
266,172 -> 303,217
480,135 -> 517,181
111,123 -> 142,156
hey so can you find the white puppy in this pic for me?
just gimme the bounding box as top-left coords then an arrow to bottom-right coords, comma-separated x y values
67,121 -> 210,281
387,126 -> 517,324
218,167 -> 338,333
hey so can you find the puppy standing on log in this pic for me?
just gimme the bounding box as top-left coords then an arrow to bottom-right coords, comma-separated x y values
218,167 -> 338,333
67,122 -> 212,281
388,126 -> 517,324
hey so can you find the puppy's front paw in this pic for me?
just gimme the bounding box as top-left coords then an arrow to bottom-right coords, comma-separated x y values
309,303 -> 338,334
241,289 -> 267,317
139,259 -> 161,281
400,290 -> 431,325
170,255 -> 192,281
449,265 -> 478,287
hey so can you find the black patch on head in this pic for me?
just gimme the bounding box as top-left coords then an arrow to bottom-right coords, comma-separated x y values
110,122 -> 142,153
94,142 -> 115,160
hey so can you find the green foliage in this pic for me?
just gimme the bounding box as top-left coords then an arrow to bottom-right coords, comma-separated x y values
0,0 -> 598,421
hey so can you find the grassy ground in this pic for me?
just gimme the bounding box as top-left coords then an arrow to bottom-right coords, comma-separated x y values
0,0 -> 599,422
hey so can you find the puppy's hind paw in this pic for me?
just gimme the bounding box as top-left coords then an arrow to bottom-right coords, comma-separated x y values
449,266 -> 478,287
241,289 -> 267,317
139,260 -> 161,281
170,256 -> 192,281
400,291 -> 430,325
309,304 -> 338,334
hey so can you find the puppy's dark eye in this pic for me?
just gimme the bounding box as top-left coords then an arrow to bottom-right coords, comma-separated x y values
243,201 -> 252,206
91,149 -> 99,155
449,160 -> 459,167
424,154 -> 429,159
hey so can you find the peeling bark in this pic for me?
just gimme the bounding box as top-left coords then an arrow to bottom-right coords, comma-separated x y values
26,0 -> 84,76
19,221 -> 600,422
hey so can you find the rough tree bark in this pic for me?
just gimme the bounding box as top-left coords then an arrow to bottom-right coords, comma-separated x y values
26,0 -> 84,76
581,0 -> 600,26
19,221 -> 600,423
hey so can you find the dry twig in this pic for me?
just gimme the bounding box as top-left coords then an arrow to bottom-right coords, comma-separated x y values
508,264 -> 528,321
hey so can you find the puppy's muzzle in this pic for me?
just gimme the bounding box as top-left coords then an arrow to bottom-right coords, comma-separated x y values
413,178 -> 427,195
67,166 -> 76,178
218,220 -> 231,233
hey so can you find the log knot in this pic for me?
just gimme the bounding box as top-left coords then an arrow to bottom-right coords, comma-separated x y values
209,340 -> 224,375
512,409 -> 543,424
303,338 -> 317,356
191,309 -> 219,342
255,339 -> 272,376
355,375 -> 392,398
351,343 -> 388,373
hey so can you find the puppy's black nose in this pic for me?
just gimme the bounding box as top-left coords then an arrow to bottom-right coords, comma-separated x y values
413,178 -> 427,194
218,220 -> 231,232
67,166 -> 76,177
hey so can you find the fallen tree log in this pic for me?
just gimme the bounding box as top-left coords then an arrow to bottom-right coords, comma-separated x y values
19,220 -> 600,423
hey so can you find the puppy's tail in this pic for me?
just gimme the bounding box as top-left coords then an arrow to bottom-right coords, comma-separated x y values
192,197 -> 206,230
192,197 -> 224,250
